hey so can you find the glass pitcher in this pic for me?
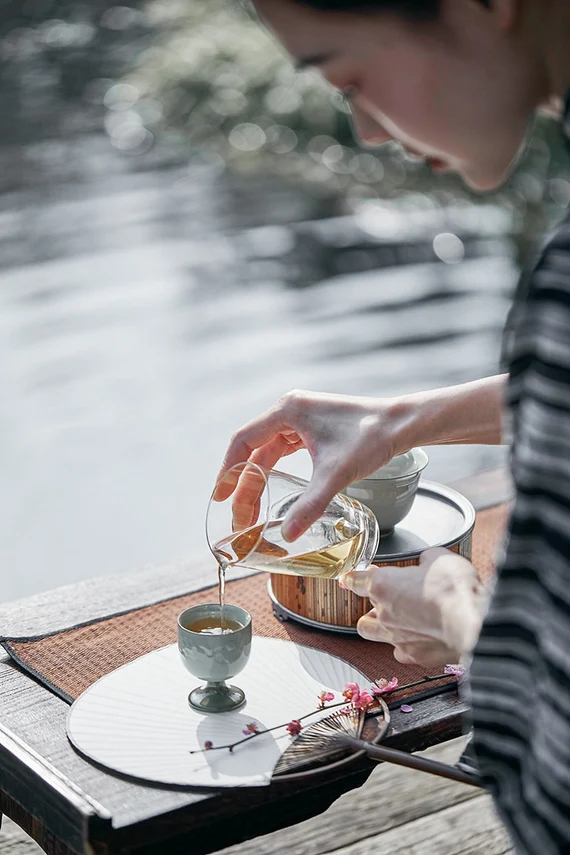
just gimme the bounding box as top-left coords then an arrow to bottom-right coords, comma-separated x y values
206,462 -> 379,580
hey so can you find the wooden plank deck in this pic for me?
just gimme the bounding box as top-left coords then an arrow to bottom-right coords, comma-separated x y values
1,738 -> 513,855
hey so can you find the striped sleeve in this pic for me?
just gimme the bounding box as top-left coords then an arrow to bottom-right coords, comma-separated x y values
470,218 -> 570,855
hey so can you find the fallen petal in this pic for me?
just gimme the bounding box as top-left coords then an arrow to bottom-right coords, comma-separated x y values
400,704 -> 413,714
444,664 -> 466,683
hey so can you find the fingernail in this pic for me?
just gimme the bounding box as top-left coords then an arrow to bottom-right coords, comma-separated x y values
282,521 -> 301,543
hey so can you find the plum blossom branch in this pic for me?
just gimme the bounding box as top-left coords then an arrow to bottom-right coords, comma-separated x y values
190,667 -> 463,756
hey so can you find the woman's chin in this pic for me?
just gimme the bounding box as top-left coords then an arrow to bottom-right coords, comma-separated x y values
460,164 -> 512,193
460,149 -> 523,193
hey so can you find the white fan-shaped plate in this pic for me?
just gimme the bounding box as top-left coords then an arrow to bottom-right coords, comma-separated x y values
66,637 -> 371,788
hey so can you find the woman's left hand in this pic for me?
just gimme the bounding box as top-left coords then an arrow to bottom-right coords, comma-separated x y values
341,548 -> 487,666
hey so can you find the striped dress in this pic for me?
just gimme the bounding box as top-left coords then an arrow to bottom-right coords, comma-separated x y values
470,95 -> 570,854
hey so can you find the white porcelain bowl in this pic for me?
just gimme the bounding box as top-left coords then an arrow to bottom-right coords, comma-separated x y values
344,448 -> 429,534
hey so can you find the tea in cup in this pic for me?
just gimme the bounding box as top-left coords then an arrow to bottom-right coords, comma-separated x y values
178,604 -> 252,713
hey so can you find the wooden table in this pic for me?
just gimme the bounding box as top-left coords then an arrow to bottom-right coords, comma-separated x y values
0,469 -> 512,855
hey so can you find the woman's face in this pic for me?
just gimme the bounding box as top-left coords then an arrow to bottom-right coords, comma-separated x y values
255,0 -> 543,191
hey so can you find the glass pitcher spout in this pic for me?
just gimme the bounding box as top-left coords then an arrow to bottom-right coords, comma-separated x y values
207,463 -> 380,581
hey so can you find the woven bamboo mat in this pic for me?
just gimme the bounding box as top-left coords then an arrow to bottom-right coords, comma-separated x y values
2,504 -> 509,705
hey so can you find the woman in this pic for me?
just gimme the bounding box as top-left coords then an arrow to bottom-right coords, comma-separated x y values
219,2 -> 570,852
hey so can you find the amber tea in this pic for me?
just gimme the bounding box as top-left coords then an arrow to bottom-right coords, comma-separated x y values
213,515 -> 367,581
184,615 -> 244,635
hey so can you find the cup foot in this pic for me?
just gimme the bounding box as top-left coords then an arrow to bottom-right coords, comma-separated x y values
189,683 -> 246,713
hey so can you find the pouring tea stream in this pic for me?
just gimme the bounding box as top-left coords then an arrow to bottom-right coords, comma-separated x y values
205,462 -> 381,614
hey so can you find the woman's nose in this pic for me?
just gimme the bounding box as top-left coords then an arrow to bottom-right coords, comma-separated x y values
349,103 -> 392,147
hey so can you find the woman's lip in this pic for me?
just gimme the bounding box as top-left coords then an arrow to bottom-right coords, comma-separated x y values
367,140 -> 451,172
405,148 -> 451,172
404,148 -> 449,168
427,157 -> 450,173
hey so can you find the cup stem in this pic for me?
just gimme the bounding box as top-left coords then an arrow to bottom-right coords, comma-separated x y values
189,680 -> 246,712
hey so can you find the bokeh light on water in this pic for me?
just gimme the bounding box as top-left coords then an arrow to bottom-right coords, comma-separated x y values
0,1 -> 568,601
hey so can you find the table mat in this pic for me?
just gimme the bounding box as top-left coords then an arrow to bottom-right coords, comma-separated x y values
2,504 -> 509,706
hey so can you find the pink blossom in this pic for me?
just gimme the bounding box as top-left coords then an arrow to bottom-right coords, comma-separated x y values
444,664 -> 466,684
286,720 -> 303,737
342,683 -> 375,711
372,677 -> 399,695
204,740 -> 214,750
242,723 -> 259,736
342,682 -> 360,702
354,690 -> 374,710
317,690 -> 336,709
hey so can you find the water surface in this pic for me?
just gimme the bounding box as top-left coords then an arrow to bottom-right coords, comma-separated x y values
0,138 -> 513,602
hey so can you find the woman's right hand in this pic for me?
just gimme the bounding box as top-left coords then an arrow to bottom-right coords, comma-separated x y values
217,376 -> 506,542
217,389 -> 413,542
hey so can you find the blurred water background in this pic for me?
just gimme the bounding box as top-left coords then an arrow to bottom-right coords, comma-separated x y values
1,0 -> 569,602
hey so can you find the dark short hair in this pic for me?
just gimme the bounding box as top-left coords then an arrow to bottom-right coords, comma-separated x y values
288,0 -> 489,21
290,0 -> 441,20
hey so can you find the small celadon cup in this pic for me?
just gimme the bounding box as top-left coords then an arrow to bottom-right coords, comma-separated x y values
344,448 -> 429,535
177,604 -> 252,713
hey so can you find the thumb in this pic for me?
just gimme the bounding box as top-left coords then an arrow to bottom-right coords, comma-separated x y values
341,566 -> 377,598
393,647 -> 418,665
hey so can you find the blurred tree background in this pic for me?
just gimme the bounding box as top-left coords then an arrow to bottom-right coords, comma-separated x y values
1,0 -> 570,261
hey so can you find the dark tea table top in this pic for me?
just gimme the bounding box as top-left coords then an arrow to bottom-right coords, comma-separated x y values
0,467 -> 512,855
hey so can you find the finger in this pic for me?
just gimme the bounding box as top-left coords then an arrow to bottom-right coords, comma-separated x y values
281,465 -> 355,542
231,496 -> 261,532
249,434 -> 304,473
341,566 -> 377,598
419,547 -> 451,565
216,407 -> 293,495
230,466 -> 267,529
420,547 -> 474,576
392,647 -> 418,665
214,438 -> 298,504
342,564 -> 399,602
356,610 -> 393,643
394,642 -> 450,668
213,456 -> 267,505
212,465 -> 242,503
226,435 -> 303,529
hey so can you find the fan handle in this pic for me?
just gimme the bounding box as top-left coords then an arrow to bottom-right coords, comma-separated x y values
342,736 -> 482,787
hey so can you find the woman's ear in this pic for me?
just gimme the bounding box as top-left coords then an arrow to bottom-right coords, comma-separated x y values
457,0 -> 520,32
482,0 -> 521,31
